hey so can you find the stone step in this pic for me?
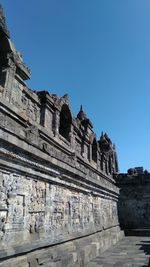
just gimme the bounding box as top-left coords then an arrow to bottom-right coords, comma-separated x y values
88,236 -> 150,267
125,228 -> 150,237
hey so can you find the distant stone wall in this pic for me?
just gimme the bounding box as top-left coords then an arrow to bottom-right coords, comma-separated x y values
0,5 -> 123,266
117,173 -> 150,229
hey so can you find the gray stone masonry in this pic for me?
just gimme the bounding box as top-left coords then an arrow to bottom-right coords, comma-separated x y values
117,171 -> 150,230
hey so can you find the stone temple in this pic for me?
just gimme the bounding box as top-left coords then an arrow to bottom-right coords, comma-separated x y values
0,5 -> 150,267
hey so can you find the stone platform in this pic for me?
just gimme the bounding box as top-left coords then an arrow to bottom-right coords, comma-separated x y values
88,236 -> 150,267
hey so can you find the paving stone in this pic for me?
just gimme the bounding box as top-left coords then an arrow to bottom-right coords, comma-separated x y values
88,236 -> 150,267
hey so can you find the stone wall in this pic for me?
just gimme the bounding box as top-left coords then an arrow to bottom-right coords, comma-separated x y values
0,5 -> 123,266
0,227 -> 122,267
117,171 -> 150,229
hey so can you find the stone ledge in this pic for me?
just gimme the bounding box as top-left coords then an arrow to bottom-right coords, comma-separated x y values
0,225 -> 121,260
0,226 -> 124,267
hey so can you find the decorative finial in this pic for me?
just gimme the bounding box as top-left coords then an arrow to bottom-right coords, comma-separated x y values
62,94 -> 68,100
77,104 -> 87,121
80,105 -> 83,112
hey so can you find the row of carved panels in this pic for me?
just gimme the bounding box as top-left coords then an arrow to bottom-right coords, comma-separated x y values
0,171 -> 118,243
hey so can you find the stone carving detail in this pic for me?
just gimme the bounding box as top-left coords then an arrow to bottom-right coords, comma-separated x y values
10,78 -> 23,107
82,195 -> 93,227
0,211 -> 7,240
0,173 -> 7,210
0,173 -> 27,239
70,195 -> 81,229
28,180 -> 46,234
0,165 -> 119,251
9,194 -> 25,231
29,180 -> 46,213
93,197 -> 100,226
12,89 -> 40,123
0,165 -> 120,246
22,94 -> 40,122
29,212 -> 45,233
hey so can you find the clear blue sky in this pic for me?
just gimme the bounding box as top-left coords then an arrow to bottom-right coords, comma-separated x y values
1,0 -> 150,172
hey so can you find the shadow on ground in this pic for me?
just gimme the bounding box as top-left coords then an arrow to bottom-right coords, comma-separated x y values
138,241 -> 150,267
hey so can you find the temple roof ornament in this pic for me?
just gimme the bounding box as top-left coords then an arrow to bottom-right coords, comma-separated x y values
77,105 -> 93,128
99,132 -> 113,153
77,105 -> 87,121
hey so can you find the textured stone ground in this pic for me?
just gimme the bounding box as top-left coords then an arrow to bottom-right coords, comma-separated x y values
88,236 -> 150,267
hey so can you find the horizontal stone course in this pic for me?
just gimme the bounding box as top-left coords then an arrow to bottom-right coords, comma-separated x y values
0,227 -> 124,267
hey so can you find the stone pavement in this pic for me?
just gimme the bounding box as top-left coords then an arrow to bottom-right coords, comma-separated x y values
88,236 -> 150,267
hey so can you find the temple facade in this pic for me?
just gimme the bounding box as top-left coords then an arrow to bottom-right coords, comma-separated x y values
1,5 -> 149,267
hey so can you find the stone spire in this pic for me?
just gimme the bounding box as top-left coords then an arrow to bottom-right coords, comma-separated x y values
77,105 -> 87,121
0,4 -> 9,37
77,105 -> 93,128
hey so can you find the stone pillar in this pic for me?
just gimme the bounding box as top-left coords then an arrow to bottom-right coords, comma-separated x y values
81,141 -> 86,159
108,156 -> 112,175
3,61 -> 16,102
105,159 -> 108,175
53,110 -> 60,137
43,105 -> 53,131
88,142 -> 92,162
70,125 -> 75,149
100,153 -> 104,171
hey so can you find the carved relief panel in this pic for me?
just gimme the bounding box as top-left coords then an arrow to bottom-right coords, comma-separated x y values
0,172 -> 29,241
0,168 -> 119,244
82,194 -> 93,227
70,193 -> 82,230
49,185 -> 66,235
21,92 -> 40,123
93,197 -> 101,226
0,172 -> 7,241
0,211 -> 7,240
11,78 -> 23,107
28,180 -> 46,234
